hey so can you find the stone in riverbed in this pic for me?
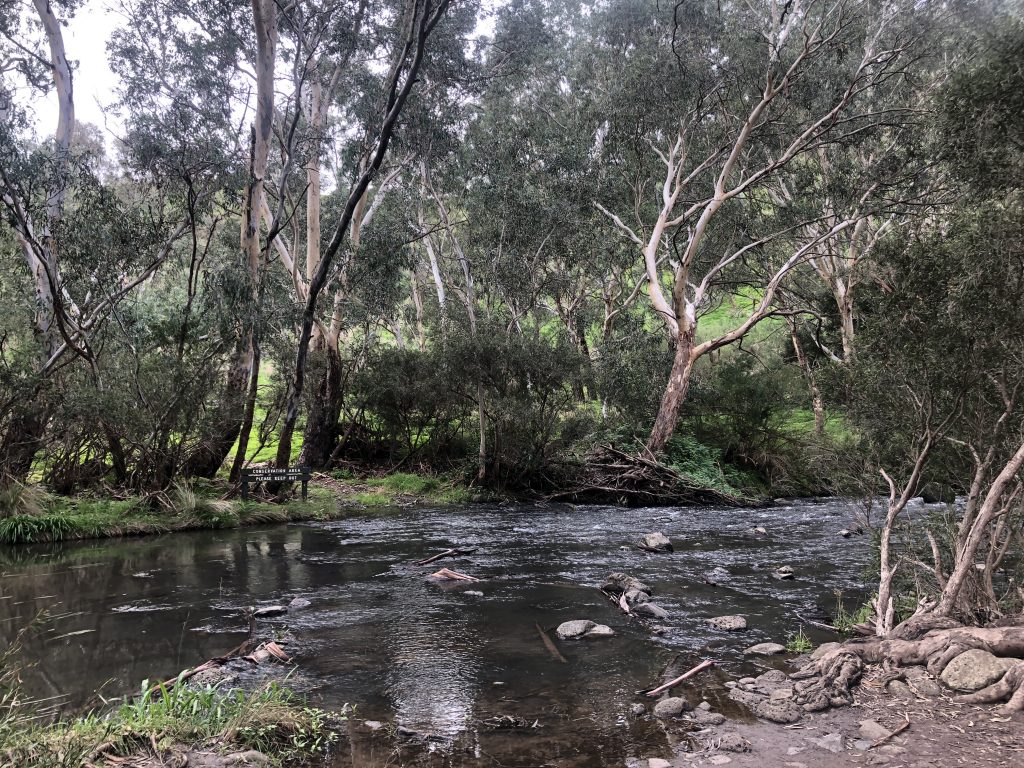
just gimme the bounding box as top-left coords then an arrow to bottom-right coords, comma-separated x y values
771,566 -> 795,581
729,688 -> 802,723
639,532 -> 674,552
555,620 -> 615,640
939,649 -> 1019,692
708,615 -> 747,631
633,602 -> 670,619
805,732 -> 844,753
253,605 -> 287,618
653,697 -> 690,718
715,733 -> 751,752
623,588 -> 650,606
601,572 -> 652,596
288,597 -> 312,611
745,642 -> 786,656
690,710 -> 726,726
648,759 -> 672,768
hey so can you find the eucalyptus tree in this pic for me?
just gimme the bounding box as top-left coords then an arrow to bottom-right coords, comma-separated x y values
0,0 -> 202,484
590,0 -> 930,453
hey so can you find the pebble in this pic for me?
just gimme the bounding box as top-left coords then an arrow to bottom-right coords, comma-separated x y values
648,759 -> 672,768
653,697 -> 689,718
859,720 -> 890,741
805,732 -> 843,753
631,703 -> 646,716
464,590 -> 484,597
708,756 -> 732,765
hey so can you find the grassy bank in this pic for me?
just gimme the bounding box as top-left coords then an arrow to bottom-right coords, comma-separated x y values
0,672 -> 344,768
0,471 -> 477,546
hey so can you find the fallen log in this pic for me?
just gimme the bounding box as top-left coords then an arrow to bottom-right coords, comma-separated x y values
641,658 -> 715,697
535,623 -> 568,663
416,548 -> 478,566
428,567 -> 479,581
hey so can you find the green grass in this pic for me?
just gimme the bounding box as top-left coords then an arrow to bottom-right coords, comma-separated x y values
786,627 -> 814,653
1,672 -> 344,768
833,592 -> 873,633
0,485 -> 347,546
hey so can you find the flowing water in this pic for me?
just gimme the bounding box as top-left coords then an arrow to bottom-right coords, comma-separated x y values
1,500 -> 874,766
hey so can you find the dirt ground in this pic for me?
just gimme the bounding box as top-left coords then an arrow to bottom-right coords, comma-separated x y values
660,666 -> 1024,768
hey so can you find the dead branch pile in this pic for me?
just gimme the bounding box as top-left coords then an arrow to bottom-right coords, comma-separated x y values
547,444 -> 758,507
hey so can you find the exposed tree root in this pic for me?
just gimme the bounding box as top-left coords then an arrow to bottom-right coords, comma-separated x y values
792,623 -> 1024,712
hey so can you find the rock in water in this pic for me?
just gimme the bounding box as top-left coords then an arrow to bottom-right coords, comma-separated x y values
555,620 -> 615,639
623,588 -> 649,607
253,605 -> 287,618
653,697 -> 689,718
288,597 -> 311,611
639,532 -> 673,552
771,566 -> 795,580
601,572 -> 653,596
648,759 -> 672,768
939,649 -> 1019,691
708,615 -> 748,631
633,602 -> 670,619
745,642 -> 786,656
556,620 -> 595,639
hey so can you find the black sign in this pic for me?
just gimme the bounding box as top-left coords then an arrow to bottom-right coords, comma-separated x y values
241,466 -> 311,500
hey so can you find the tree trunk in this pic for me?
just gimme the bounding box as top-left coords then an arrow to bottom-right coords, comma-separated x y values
0,405 -> 49,483
184,349 -> 251,478
646,325 -> 696,454
229,338 -> 262,482
790,322 -> 825,437
300,342 -> 344,469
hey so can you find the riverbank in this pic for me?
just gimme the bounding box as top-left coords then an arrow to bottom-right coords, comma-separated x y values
0,472 -> 477,546
0,675 -> 343,768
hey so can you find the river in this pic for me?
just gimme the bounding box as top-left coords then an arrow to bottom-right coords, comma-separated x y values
0,499 -> 872,766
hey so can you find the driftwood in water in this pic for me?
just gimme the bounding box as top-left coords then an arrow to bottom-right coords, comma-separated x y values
428,567 -> 479,581
535,623 -> 568,663
547,444 -> 758,507
416,548 -> 478,566
641,658 -> 715,697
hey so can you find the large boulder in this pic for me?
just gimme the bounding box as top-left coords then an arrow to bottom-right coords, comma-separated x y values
556,620 -> 615,640
601,572 -> 652,596
639,532 -> 673,552
939,649 -> 1019,692
708,615 -> 748,631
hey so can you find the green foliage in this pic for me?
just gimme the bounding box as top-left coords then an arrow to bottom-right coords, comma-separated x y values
0,514 -> 74,545
169,481 -> 238,528
833,593 -> 873,635
1,667 -> 343,768
786,628 -> 813,654
0,481 -> 53,518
